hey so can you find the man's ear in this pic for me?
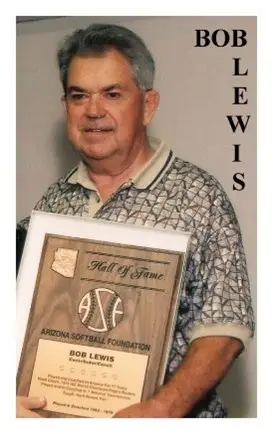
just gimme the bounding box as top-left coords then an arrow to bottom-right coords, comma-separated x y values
142,90 -> 160,126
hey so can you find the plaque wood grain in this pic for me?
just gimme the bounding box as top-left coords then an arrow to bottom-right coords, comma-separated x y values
17,234 -> 185,417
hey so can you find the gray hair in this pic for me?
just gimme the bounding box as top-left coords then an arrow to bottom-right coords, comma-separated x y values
57,23 -> 155,94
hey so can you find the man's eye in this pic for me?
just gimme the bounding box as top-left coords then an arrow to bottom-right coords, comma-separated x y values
69,93 -> 87,101
106,92 -> 121,99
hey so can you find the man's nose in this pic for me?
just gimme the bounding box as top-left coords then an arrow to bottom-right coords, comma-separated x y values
84,95 -> 105,118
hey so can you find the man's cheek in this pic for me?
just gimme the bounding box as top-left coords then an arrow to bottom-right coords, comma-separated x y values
67,127 -> 79,144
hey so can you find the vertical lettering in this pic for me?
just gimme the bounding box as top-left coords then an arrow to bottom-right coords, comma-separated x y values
233,58 -> 248,76
233,87 -> 248,105
233,144 -> 242,162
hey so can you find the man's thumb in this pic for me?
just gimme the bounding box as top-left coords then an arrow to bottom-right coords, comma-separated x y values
23,396 -> 47,409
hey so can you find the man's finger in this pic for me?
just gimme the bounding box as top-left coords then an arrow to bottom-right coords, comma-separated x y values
23,408 -> 43,418
19,396 -> 47,410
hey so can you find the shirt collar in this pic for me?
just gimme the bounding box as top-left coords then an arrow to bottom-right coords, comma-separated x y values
65,136 -> 175,191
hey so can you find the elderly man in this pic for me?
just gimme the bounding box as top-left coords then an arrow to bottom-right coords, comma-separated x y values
16,23 -> 254,418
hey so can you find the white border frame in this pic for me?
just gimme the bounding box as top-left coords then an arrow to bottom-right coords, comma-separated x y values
16,210 -> 191,373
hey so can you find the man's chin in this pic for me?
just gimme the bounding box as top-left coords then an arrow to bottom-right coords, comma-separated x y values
80,149 -> 114,162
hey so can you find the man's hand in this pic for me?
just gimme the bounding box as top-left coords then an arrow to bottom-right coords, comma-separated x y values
115,336 -> 243,418
113,398 -> 170,418
16,396 -> 47,418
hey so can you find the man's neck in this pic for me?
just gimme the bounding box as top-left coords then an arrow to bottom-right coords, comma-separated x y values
84,138 -> 154,202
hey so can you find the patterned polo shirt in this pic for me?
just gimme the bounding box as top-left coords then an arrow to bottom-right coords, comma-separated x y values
18,137 -> 254,417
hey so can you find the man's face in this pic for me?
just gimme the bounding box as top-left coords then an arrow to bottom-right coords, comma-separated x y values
63,49 -> 158,163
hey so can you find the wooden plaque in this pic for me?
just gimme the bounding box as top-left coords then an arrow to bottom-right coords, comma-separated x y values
17,212 -> 191,418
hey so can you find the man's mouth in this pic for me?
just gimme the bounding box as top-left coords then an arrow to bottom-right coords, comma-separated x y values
81,127 -> 113,133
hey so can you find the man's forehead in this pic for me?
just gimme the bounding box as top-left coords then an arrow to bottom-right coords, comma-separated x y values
66,83 -> 127,94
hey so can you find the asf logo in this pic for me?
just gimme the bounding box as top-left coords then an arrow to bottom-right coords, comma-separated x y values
78,288 -> 124,332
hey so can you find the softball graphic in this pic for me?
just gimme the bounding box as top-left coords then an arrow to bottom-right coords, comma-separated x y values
78,288 -> 124,332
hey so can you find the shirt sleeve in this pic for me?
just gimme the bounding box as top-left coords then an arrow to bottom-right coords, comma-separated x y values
188,180 -> 255,348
